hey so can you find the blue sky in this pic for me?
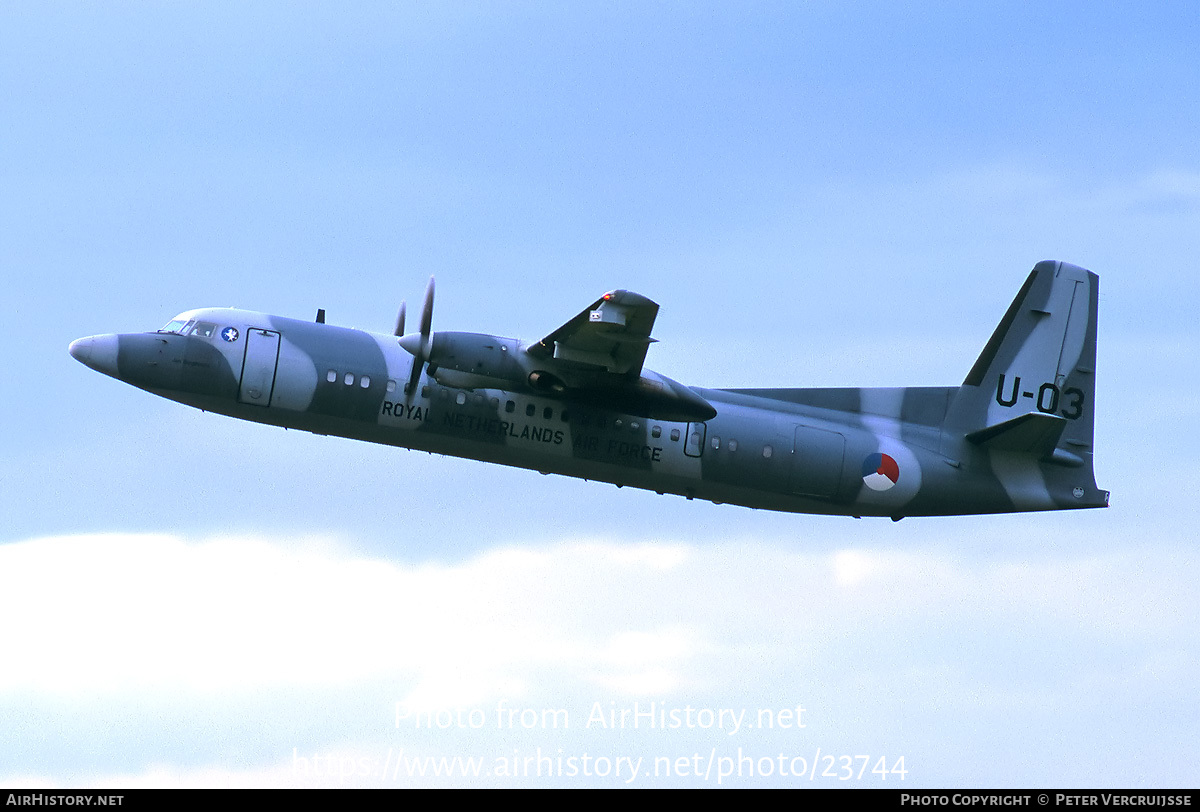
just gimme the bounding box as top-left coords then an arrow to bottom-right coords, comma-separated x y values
2,1 -> 1197,787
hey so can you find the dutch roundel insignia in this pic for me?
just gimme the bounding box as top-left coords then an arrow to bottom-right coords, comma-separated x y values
862,452 -> 900,492
221,327 -> 240,342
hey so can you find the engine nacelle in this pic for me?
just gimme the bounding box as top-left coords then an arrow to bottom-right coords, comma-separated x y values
421,331 -> 715,421
427,332 -> 525,381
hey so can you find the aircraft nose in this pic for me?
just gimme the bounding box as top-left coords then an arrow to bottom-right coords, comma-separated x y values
69,334 -> 120,378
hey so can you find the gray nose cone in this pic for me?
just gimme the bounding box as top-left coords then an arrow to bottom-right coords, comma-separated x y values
69,334 -> 120,378
68,337 -> 90,363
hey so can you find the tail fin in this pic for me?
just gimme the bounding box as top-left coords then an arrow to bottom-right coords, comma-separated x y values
946,261 -> 1108,509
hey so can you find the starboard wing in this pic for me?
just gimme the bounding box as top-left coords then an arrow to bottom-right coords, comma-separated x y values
527,289 -> 659,376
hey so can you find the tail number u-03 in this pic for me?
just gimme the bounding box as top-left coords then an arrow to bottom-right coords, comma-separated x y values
995,375 -> 1085,420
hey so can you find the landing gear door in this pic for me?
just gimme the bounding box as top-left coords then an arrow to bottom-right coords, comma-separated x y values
238,329 -> 280,406
684,422 -> 706,458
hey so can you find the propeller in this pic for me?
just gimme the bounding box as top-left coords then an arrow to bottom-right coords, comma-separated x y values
398,277 -> 435,395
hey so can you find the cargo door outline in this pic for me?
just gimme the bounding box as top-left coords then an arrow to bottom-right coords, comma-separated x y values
238,329 -> 280,406
789,425 -> 845,499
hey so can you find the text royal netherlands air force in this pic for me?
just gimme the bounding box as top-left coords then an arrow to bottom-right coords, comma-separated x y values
69,261 -> 1108,519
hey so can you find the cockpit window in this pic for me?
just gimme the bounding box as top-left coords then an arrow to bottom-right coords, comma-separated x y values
159,318 -> 216,336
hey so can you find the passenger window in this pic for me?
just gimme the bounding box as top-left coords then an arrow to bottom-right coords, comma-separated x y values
326,370 -> 337,383
728,439 -> 738,452
456,392 -> 467,405
526,403 -> 535,417
421,385 -> 430,398
360,376 -> 371,388
670,428 -> 680,442
490,397 -> 500,408
344,373 -> 355,386
505,400 -> 516,413
386,380 -> 397,393
651,426 -> 661,439
711,436 -> 720,450
543,406 -> 553,420
763,445 -> 773,458
630,421 -> 640,431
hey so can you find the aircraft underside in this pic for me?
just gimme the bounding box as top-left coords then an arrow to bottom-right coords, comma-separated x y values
147,376 -> 1105,520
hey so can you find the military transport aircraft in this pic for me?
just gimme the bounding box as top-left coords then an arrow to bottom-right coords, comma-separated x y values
69,260 -> 1107,519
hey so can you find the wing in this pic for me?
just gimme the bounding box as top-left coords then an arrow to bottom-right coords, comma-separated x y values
527,289 -> 659,377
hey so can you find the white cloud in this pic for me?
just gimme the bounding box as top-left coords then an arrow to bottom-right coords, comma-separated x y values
2,531 -> 1196,787
0,534 -> 708,701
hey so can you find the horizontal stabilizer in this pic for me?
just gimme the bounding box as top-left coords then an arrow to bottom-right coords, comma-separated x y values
966,411 -> 1067,457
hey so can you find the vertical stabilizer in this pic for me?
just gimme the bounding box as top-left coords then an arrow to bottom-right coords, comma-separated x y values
946,261 -> 1107,509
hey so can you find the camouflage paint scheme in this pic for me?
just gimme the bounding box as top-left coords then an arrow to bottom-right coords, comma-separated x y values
69,261 -> 1108,519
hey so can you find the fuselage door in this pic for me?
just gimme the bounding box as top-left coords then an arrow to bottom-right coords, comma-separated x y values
684,422 -> 707,457
789,425 -> 846,499
238,329 -> 280,406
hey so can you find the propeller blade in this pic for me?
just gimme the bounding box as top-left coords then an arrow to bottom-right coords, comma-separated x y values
394,301 -> 406,337
402,276 -> 435,395
418,276 -> 434,346
404,359 -> 422,395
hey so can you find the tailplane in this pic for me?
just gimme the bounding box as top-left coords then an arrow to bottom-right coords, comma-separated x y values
946,261 -> 1108,509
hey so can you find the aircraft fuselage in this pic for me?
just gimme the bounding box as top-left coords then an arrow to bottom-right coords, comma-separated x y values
69,262 -> 1110,520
